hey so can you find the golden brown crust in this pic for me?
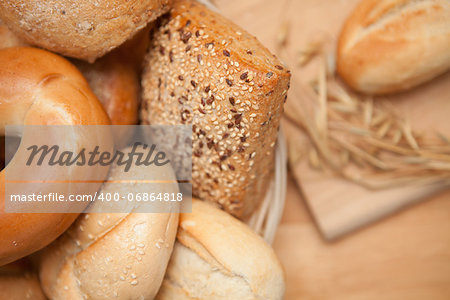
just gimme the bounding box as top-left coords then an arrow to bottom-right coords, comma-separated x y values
0,47 -> 111,266
337,0 -> 450,94
0,20 -> 28,48
0,21 -> 141,126
73,51 -> 140,126
0,0 -> 171,62
141,0 -> 290,218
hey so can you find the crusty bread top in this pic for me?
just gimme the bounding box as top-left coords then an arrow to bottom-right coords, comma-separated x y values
141,0 -> 290,217
175,199 -> 285,299
39,146 -> 179,300
337,0 -> 450,94
0,0 -> 171,61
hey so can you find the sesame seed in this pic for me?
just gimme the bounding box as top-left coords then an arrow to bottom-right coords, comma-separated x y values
180,30 -> 192,43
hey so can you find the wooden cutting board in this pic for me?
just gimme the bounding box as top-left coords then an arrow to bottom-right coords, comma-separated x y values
215,0 -> 450,239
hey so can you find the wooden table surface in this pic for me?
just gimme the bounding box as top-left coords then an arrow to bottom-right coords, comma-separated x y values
214,0 -> 450,299
275,177 -> 449,300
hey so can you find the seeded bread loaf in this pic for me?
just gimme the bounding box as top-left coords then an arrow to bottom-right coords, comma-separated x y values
337,0 -> 450,94
156,199 -> 285,300
141,0 -> 290,218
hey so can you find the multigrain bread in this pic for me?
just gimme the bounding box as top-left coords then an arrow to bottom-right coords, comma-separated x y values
141,0 -> 291,219
0,259 -> 46,300
0,0 -> 171,62
337,0 -> 450,94
156,199 -> 285,300
39,146 -> 180,300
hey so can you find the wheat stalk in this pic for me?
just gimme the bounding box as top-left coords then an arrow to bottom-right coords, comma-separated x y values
286,58 -> 450,190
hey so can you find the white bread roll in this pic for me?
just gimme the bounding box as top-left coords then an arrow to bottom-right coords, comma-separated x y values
0,0 -> 171,62
39,146 -> 180,300
337,0 -> 450,94
156,199 -> 285,300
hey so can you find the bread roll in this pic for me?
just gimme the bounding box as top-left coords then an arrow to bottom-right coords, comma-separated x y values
156,199 -> 285,300
0,21 -> 141,127
0,19 -> 28,48
74,52 -> 140,126
0,47 -> 111,266
141,0 -> 291,219
39,145 -> 179,300
337,0 -> 450,94
0,259 -> 46,300
0,0 -> 171,62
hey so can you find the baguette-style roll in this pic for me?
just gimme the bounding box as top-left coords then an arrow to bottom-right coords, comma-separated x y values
0,0 -> 171,62
337,0 -> 450,94
39,146 -> 179,300
156,199 -> 285,300
141,0 -> 290,219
